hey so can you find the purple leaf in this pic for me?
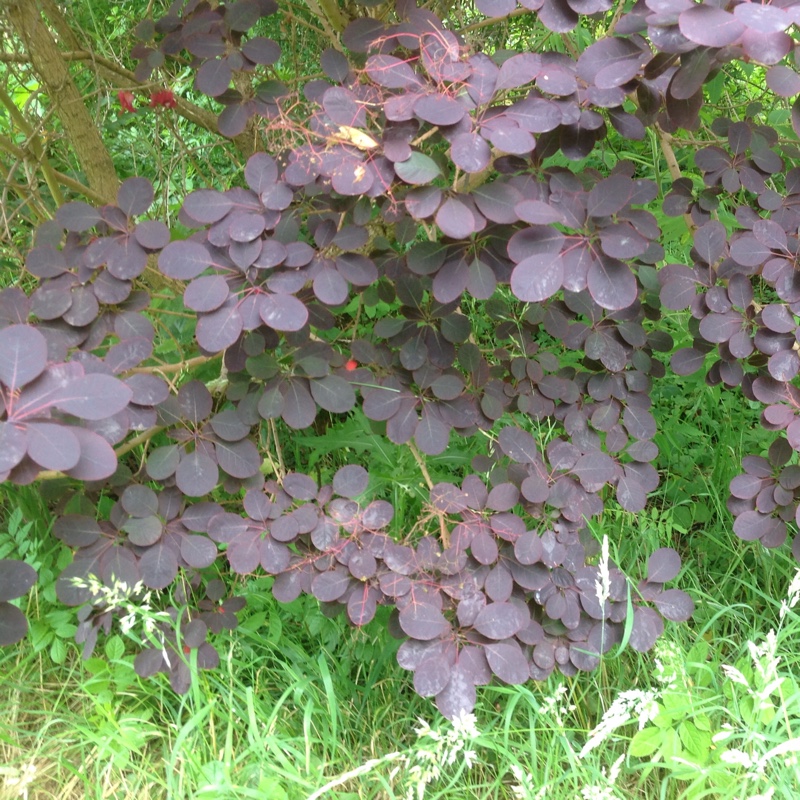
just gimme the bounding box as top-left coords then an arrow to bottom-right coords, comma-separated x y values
139,543 -> 178,590
0,559 -> 37,602
218,102 -> 251,139
510,252 -> 564,302
450,133 -> 492,173
259,293 -> 308,332
0,603 -> 28,646
324,87 -> 366,128
64,428 -> 117,481
184,276 -> 230,313
225,0 -> 262,31
436,198 -> 476,239
26,422 -> 80,471
311,569 -> 351,602
616,475 -> 647,512
498,426 -> 541,464
321,48 -> 350,82
415,95 -> 465,126
0,422 -> 27,472
176,450 -> 219,497
216,438 -> 261,479
399,602 -> 449,640
53,374 -> 132,420
473,602 -> 527,639
653,589 -> 695,622
123,516 -> 163,546
348,585 -> 378,626
415,412 -> 450,455
733,510 -> 781,542
196,302 -> 243,352
117,177 -> 154,217
182,190 -> 234,224
310,375 -> 356,413
646,548 -> 681,583
514,531 -> 543,564
260,536 -> 290,573
313,267 -> 349,305
572,452 -> 615,491
679,6 -> 745,48
333,465 -> 369,498
473,182 -> 522,223
587,258 -> 637,311
53,515 -> 101,547
281,380 -> 317,429
406,187 -> 443,220
196,58 -> 233,97
121,485 -> 159,517
432,258 -> 469,304
476,0 -> 516,16
496,53 -> 541,90
484,639 -> 530,684
242,36 -> 281,65
56,202 -> 101,232
414,655 -> 452,697
488,125 -> 535,155
159,240 -> 212,280
0,325 -> 47,390
577,37 -> 647,90
282,472 -> 317,500
629,606 -> 664,652
508,97 -> 562,133
733,3 -> 790,34
767,65 -> 800,98
435,664 -> 476,719
228,534 -> 261,574
365,54 -> 422,89
178,379 -> 213,423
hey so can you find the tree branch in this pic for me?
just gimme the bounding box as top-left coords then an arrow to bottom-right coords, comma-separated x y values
0,131 -> 108,204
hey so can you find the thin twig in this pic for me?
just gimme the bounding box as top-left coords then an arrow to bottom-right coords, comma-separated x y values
655,123 -> 697,234
456,7 -> 528,34
128,355 -> 218,375
269,418 -> 286,478
407,440 -> 450,548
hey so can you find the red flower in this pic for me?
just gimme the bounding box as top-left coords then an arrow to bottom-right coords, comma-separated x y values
344,359 -> 358,371
149,89 -> 177,109
117,90 -> 136,113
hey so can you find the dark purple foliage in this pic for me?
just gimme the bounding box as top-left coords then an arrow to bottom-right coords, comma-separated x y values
8,0 -> 798,719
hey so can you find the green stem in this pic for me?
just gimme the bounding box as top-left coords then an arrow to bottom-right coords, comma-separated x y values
0,85 -> 64,205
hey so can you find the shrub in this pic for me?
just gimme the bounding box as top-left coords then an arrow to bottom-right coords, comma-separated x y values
3,0 -> 799,718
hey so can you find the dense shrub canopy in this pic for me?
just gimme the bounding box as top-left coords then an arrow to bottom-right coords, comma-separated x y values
2,0 -> 800,717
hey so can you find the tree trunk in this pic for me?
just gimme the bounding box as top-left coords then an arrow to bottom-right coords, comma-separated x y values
7,0 -> 119,204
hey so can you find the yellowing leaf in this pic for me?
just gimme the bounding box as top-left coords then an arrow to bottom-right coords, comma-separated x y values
335,126 -> 379,149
